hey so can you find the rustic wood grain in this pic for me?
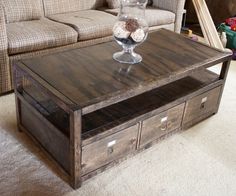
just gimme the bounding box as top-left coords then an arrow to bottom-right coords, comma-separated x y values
70,110 -> 82,189
81,69 -> 220,145
81,127 -> 182,182
182,86 -> 222,127
18,29 -> 232,114
19,94 -> 70,172
140,103 -> 185,147
13,64 -> 23,131
15,62 -> 75,113
22,86 -> 70,136
13,29 -> 232,189
220,60 -> 231,80
216,60 -> 231,113
81,124 -> 138,175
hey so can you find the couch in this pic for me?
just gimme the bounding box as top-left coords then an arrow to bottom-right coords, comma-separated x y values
0,0 -> 186,95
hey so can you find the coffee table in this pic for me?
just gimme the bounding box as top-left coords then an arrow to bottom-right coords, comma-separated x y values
13,29 -> 232,189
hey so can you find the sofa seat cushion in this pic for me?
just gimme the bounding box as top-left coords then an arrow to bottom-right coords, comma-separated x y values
7,18 -> 78,55
48,10 -> 116,41
102,7 -> 175,27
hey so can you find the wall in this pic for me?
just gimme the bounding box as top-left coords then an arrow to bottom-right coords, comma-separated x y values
185,0 -> 236,25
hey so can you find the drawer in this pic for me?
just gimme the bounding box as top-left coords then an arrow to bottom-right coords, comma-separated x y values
81,124 -> 138,175
140,103 -> 185,147
183,86 -> 222,127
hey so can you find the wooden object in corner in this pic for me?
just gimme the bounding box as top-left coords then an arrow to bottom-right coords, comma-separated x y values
192,0 -> 224,50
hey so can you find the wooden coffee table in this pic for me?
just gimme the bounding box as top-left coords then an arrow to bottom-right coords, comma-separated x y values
13,29 -> 232,189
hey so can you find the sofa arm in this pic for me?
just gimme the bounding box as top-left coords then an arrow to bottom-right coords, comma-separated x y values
152,0 -> 186,33
0,4 -> 11,94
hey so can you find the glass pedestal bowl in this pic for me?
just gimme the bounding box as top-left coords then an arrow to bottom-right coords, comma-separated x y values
113,0 -> 148,64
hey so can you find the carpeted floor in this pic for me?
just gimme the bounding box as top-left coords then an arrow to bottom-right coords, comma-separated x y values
0,62 -> 236,196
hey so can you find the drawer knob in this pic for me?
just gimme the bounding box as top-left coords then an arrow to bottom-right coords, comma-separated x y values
200,97 -> 208,109
107,146 -> 114,154
107,140 -> 116,155
200,102 -> 205,109
161,117 -> 168,131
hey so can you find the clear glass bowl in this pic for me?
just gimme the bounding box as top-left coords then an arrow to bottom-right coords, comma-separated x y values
113,0 -> 148,64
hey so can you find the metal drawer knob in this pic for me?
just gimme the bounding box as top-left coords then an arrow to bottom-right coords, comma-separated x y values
200,102 -> 205,109
107,147 -> 114,154
107,140 -> 116,155
160,117 -> 168,131
200,97 -> 208,109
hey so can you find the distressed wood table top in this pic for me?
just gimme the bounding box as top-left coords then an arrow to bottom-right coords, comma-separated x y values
19,29 -> 232,114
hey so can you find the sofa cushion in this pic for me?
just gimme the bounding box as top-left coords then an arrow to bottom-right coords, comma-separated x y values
7,19 -> 78,55
48,10 -> 116,41
0,0 -> 43,23
43,0 -> 106,16
102,7 -> 175,27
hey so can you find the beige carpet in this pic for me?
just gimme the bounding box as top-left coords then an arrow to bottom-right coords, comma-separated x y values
0,62 -> 236,196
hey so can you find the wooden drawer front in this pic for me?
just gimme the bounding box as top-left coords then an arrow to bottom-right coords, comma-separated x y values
183,86 -> 221,125
140,103 -> 185,147
81,124 -> 138,175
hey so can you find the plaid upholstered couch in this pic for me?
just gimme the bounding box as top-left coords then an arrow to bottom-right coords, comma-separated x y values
0,0 -> 186,95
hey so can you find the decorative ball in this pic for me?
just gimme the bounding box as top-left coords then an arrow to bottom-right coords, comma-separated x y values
125,19 -> 139,32
131,29 -> 145,42
113,21 -> 130,39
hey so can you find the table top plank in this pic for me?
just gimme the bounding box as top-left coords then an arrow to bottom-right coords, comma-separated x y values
20,29 -> 232,113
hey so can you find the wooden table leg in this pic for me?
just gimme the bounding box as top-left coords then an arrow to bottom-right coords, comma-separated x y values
70,109 -> 82,189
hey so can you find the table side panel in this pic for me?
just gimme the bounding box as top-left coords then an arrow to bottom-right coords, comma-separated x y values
19,95 -> 70,173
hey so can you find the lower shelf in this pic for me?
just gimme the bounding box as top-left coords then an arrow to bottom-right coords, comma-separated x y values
21,68 -> 220,144
82,69 -> 221,143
